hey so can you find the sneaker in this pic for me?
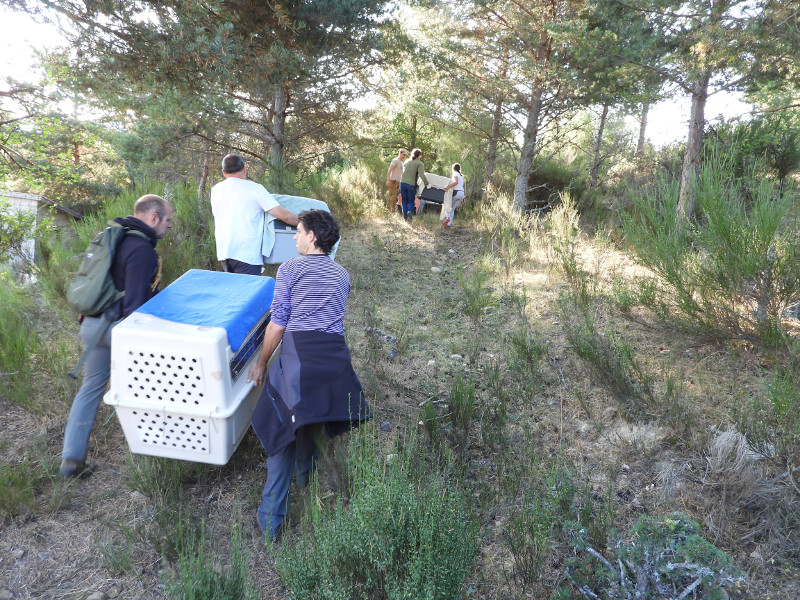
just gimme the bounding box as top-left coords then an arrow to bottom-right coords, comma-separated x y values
60,458 -> 93,479
442,217 -> 450,228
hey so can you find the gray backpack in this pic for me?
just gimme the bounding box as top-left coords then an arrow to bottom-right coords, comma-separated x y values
66,222 -> 148,379
67,223 -> 148,316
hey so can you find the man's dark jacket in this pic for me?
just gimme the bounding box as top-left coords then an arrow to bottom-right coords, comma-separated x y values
110,216 -> 161,317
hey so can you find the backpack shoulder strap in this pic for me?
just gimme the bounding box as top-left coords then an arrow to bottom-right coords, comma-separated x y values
125,229 -> 150,241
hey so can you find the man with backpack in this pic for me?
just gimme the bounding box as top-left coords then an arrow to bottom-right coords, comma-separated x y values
60,195 -> 173,478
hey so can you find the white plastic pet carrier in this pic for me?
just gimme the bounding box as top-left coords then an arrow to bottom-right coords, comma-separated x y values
103,269 -> 275,464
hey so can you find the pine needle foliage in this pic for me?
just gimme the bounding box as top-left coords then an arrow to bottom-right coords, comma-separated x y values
622,149 -> 800,347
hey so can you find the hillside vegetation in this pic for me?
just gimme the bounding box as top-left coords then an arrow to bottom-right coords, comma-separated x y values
3,1 -> 800,597
1,157 -> 799,599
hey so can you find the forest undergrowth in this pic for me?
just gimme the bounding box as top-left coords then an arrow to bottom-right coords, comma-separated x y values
1,181 -> 799,600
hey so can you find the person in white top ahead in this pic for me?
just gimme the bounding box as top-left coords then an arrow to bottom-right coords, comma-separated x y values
210,154 -> 299,275
385,148 -> 407,212
442,163 -> 466,230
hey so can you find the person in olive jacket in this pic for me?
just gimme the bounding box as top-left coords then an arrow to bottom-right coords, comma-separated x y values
399,148 -> 429,222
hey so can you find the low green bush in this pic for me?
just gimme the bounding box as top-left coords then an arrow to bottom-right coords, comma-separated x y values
734,364 -> 800,463
0,458 -> 38,517
167,520 -> 258,600
527,158 -> 587,210
313,162 -> 382,224
126,453 -> 205,506
457,267 -> 495,325
549,195 -> 597,309
561,298 -> 655,417
275,431 -> 478,600
447,373 -> 477,454
0,198 -> 51,266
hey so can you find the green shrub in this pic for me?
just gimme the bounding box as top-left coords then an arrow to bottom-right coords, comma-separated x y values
275,431 -> 478,600
527,158 -> 587,210
622,150 -> 800,347
36,228 -> 83,306
457,267 -> 495,325
476,191 -> 539,268
158,182 -> 217,281
480,363 -> 509,451
549,195 -> 596,308
447,373 -> 477,453
126,453 -> 205,505
734,366 -> 800,463
167,520 -> 258,600
0,272 -> 35,405
98,530 -> 136,576
564,513 -> 742,600
504,454 -> 615,592
0,198 -> 52,266
561,298 -> 654,417
508,326 -> 547,382
0,458 -> 38,517
313,163 -> 381,224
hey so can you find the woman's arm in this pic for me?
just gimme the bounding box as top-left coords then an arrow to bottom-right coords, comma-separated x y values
247,320 -> 286,386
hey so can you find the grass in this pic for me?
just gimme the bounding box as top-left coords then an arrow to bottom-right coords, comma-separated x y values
0,271 -> 35,405
3,177 -> 800,599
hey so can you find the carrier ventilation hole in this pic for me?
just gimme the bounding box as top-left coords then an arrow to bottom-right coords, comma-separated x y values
127,351 -> 205,405
136,413 -> 210,453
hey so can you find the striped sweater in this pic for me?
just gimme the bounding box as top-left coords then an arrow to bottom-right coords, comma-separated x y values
270,254 -> 349,335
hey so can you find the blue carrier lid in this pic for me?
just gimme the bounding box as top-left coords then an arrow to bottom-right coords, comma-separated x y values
135,269 -> 276,352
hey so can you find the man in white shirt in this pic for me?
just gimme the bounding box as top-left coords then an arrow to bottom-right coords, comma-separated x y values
210,154 -> 299,275
385,148 -> 406,212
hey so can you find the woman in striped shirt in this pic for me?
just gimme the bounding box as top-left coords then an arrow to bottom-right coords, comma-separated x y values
248,209 -> 370,542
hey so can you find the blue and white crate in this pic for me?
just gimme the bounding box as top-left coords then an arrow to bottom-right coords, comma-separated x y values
104,269 -> 275,465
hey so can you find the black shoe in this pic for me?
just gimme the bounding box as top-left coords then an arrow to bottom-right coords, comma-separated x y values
60,458 -> 93,479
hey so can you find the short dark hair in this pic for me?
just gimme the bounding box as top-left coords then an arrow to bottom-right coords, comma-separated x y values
134,195 -> 171,219
298,209 -> 340,255
221,154 -> 245,174
411,148 -> 422,160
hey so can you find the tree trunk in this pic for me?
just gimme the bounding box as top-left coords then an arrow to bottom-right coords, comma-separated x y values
636,101 -> 649,157
270,85 -> 287,167
513,86 -> 545,213
590,103 -> 609,187
197,154 -> 210,199
513,33 -> 551,213
677,71 -> 710,221
410,114 -> 417,151
483,97 -> 503,203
